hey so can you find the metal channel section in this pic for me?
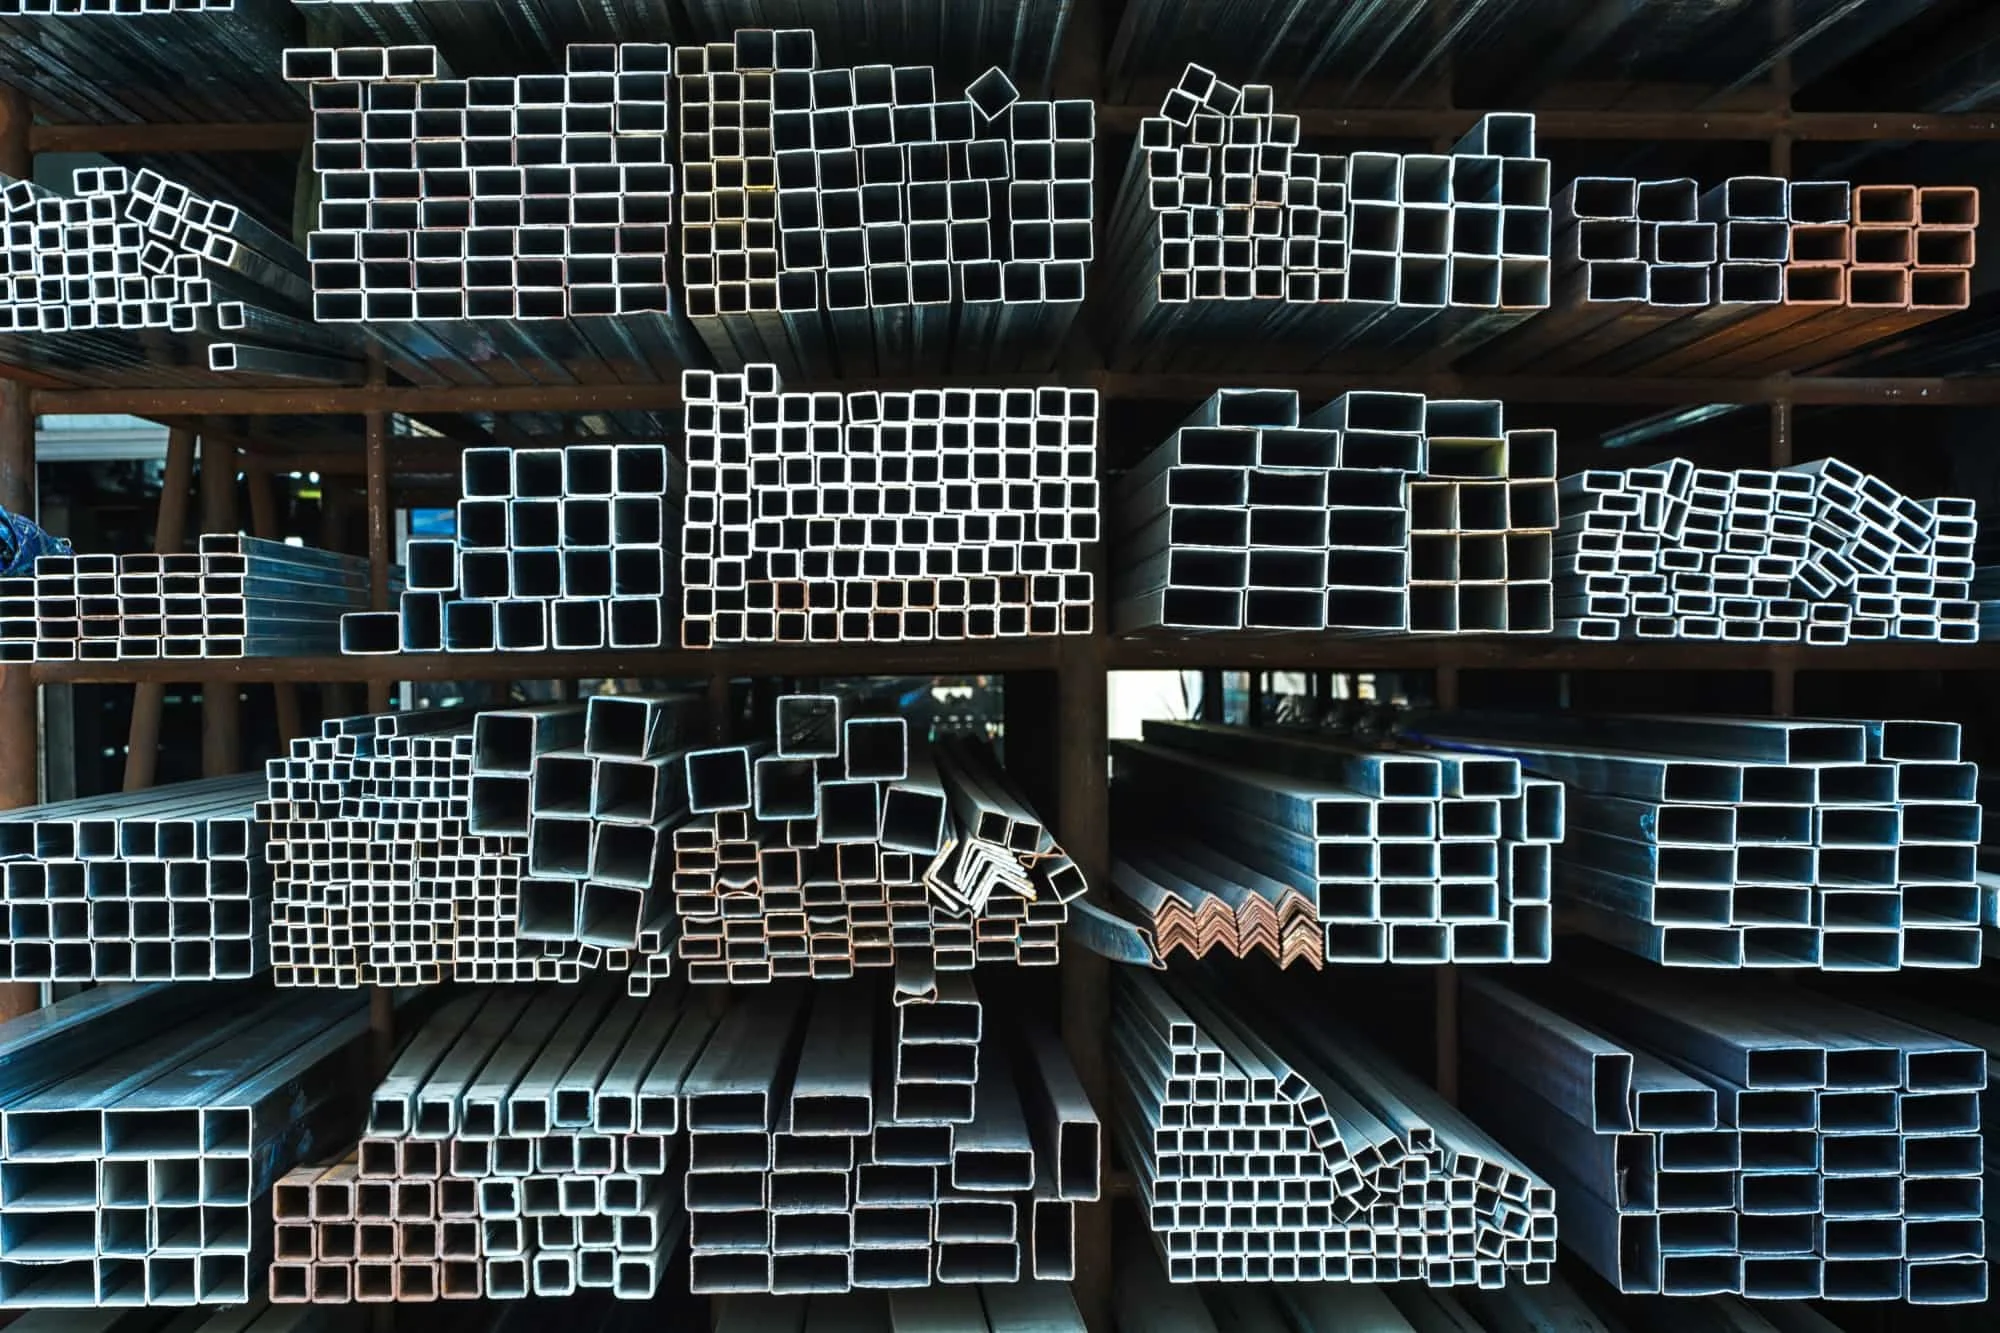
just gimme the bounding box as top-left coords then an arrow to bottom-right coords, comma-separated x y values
1111,969 -> 1556,1286
1106,720 -> 1560,966
1113,386 -> 1555,636
1554,457 -> 1977,644
1463,970 -> 1987,1304
1411,711 -> 1982,970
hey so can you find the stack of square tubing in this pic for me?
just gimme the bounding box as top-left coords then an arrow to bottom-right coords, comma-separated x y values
1110,63 -> 1550,363
341,442 -> 678,655
4,536 -> 380,663
1109,720 -> 1561,965
1464,969 -> 1986,1303
670,692 -> 1086,981
680,365 -> 1097,647
0,982 -> 368,1308
271,984 -> 706,1302
682,967 -> 1098,1294
1483,178 -> 1977,376
0,774 -> 267,982
1556,457 -> 1977,643
1113,386 -> 1556,634
678,29 -> 1092,376
1114,970 -> 1556,1286
1408,712 -> 1982,969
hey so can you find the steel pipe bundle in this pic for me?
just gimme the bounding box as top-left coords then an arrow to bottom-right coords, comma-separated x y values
673,692 -> 1083,981
1478,179 -> 1978,376
679,30 -> 1092,377
681,366 -> 1096,647
717,1284 -> 1086,1331
684,969 -> 1098,1294
1111,720 -> 1560,965
343,442 -> 679,655
1113,969 -> 1556,1286
1554,457 -> 1977,643
0,982 -> 369,1307
1108,65 -> 1549,369
0,773 -> 268,981
270,983 -> 707,1303
1410,711 -> 1982,969
1114,386 -> 1556,635
3,535 -> 383,663
1464,970 -> 1987,1303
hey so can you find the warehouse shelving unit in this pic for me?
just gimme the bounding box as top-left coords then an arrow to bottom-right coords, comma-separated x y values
2,3 -> 2000,1326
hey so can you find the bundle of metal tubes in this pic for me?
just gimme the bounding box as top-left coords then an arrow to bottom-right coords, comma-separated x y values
1114,386 -> 1556,635
1108,65 -> 1550,369
271,983 -> 708,1303
1478,178 -> 1977,376
341,442 -> 678,655
283,43 -> 708,379
679,30 -> 1092,378
684,969 -> 1097,1294
0,981 -> 369,1308
1555,457 -> 1977,643
716,1284 -> 1086,1331
2,535 -> 385,663
0,773 -> 268,982
265,707 -> 674,989
680,365 -> 1096,648
673,692 -> 1084,981
1970,562 -> 2000,641
1463,969 -> 1987,1303
1408,711 -> 1982,970
1110,720 -> 1560,965
1114,969 -> 1556,1286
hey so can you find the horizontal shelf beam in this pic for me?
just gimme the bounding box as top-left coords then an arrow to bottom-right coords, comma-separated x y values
28,121 -> 311,154
22,640 -> 1995,684
28,374 -> 2000,416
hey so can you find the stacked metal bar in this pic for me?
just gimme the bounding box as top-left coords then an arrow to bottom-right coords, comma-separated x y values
715,1284 -> 1087,1331
1113,969 -> 1556,1286
1111,720 -> 1561,965
679,30 -> 1093,377
0,982 -> 368,1308
270,983 -> 708,1302
1109,65 -> 1550,368
283,42 -> 705,376
685,970 -> 1099,1294
1464,970 -> 1987,1303
680,365 -> 1096,647
673,693 -> 1084,981
342,443 -> 678,655
1555,457 -> 1977,643
0,774 -> 268,981
1411,711 -> 1982,969
1113,386 -> 1557,635
2,535 -> 381,663
1480,179 -> 1978,376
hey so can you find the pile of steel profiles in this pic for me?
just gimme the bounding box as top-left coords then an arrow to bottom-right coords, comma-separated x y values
1109,720 -> 1561,965
281,42 -> 707,376
672,692 -> 1083,981
714,1283 -> 1087,1330
264,706 -> 675,989
1410,712 -> 1982,970
682,968 -> 1097,1294
1108,65 -> 1551,368
0,774 -> 268,982
1464,970 -> 1987,1303
1112,969 -> 1556,1286
1113,386 -> 1556,635
679,365 -> 1096,648
271,982 -> 710,1303
1479,178 -> 1978,376
341,442 -> 678,655
1555,458 -> 1977,644
2,535 -> 384,664
679,29 -> 1093,377
0,982 -> 368,1308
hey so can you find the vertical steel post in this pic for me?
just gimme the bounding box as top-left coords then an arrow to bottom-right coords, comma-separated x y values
124,426 -> 199,791
364,405 -> 391,714
245,458 -> 305,744
0,81 -> 35,1022
200,428 -> 241,776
